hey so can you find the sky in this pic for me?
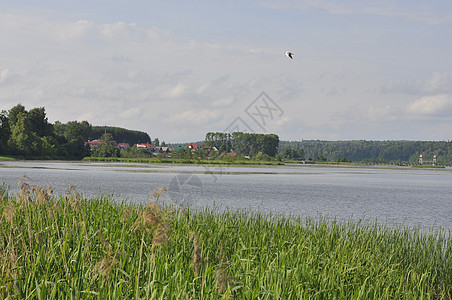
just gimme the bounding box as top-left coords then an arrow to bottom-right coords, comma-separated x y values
1,1 -> 452,142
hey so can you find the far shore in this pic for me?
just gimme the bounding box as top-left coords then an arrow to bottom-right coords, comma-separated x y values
1,155 -> 449,170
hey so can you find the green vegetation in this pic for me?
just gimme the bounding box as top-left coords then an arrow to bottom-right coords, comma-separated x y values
83,156 -> 283,165
0,104 -> 150,159
411,165 -> 446,169
280,140 -> 452,165
90,126 -> 151,145
1,104 -> 61,157
90,133 -> 120,158
0,156 -> 16,161
0,184 -> 451,299
205,132 -> 280,158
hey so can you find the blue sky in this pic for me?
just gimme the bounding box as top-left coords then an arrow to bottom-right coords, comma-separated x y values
1,1 -> 451,142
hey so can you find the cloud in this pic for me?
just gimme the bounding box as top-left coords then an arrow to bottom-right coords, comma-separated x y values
407,94 -> 452,116
168,109 -> 220,125
0,69 -> 9,84
257,0 -> 452,24
381,72 -> 452,95
120,107 -> 141,119
168,83 -> 188,99
76,112 -> 93,121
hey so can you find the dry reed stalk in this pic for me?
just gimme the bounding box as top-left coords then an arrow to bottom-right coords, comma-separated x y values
152,223 -> 169,247
94,232 -> 121,281
18,175 -> 31,203
3,202 -> 16,224
191,232 -> 207,277
214,241 -> 241,294
148,186 -> 167,202
34,185 -> 54,205
215,242 -> 229,293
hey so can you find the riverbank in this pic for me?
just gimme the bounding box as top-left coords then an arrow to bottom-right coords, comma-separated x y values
1,186 -> 450,299
82,156 -> 284,166
4,155 -> 449,169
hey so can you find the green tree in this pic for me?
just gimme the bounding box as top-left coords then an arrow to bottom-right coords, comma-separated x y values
53,120 -> 92,158
121,145 -> 151,158
0,110 -> 11,154
8,104 -> 26,129
92,133 -> 119,157
28,107 -> 53,137
8,112 -> 41,155
90,126 -> 151,145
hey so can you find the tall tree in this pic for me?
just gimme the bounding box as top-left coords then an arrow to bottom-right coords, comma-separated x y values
8,112 -> 40,155
8,104 -> 26,128
0,110 -> 11,154
28,107 -> 53,137
92,133 -> 119,157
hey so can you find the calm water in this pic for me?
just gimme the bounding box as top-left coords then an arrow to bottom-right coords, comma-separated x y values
1,161 -> 451,230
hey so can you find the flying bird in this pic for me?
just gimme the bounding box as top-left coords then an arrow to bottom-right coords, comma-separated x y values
285,51 -> 293,59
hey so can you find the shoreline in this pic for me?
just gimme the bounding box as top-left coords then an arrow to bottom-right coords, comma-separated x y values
1,156 -> 449,170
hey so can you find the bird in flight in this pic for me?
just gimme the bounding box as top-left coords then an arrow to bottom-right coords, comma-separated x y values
285,51 -> 293,59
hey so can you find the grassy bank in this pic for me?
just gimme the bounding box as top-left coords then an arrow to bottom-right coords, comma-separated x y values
83,156 -> 284,166
0,186 -> 451,299
0,156 -> 16,161
0,155 -> 81,161
412,165 -> 446,169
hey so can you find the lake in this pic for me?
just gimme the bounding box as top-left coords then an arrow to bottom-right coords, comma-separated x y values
1,161 -> 451,230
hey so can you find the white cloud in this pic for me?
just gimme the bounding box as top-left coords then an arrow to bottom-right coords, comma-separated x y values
120,107 -> 141,119
407,94 -> 452,116
168,83 -> 188,99
76,112 -> 93,121
420,73 -> 452,94
169,109 -> 220,125
381,73 -> 452,95
0,69 -> 9,84
257,0 -> 452,24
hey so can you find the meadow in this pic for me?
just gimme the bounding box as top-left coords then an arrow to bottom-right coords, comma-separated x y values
0,181 -> 451,299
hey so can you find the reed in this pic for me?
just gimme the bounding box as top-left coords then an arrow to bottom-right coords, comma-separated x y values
0,183 -> 450,299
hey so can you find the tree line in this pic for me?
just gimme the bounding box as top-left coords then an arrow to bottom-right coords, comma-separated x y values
204,132 -> 279,158
90,126 -> 151,145
279,140 -> 452,164
0,104 -> 151,159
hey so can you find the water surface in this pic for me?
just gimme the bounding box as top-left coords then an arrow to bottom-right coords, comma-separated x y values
1,161 -> 451,230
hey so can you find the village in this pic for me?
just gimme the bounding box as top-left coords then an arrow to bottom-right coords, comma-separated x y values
85,140 -> 238,158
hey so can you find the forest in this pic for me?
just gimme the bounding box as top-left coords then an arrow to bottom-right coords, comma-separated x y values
204,132 -> 280,158
0,104 -> 150,159
279,140 -> 452,165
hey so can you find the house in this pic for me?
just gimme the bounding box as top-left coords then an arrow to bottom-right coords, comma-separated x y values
159,147 -> 170,153
85,140 -> 102,150
200,146 -> 218,152
136,143 -> 156,152
222,152 -> 237,157
117,143 -> 130,151
184,143 -> 199,150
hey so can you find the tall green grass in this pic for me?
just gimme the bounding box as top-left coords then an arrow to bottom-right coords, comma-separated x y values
0,183 -> 451,299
